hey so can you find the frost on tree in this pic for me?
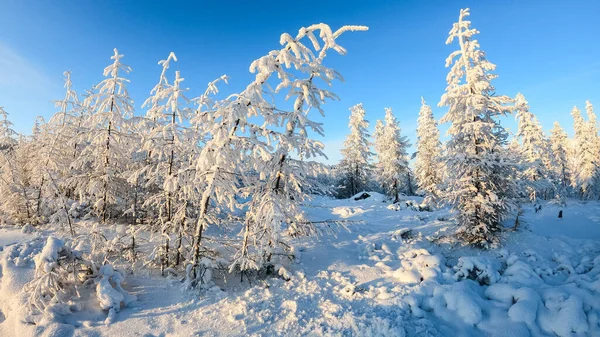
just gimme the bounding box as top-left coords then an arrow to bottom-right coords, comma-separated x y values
137,52 -> 196,274
374,107 -> 411,203
338,103 -> 373,198
0,110 -> 34,225
415,97 -> 442,206
514,93 -> 552,201
0,134 -> 38,224
235,24 -> 370,272
32,71 -> 83,234
75,49 -> 135,222
439,8 -> 517,247
182,24 -> 365,276
0,107 -> 17,152
549,122 -> 571,194
570,104 -> 600,199
584,101 -> 600,198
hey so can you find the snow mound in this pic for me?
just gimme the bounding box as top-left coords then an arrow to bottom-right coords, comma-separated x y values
96,264 -> 136,325
453,256 -> 501,285
394,249 -> 445,284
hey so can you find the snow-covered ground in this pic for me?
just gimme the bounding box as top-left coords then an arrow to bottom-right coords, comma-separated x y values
1,194 -> 600,336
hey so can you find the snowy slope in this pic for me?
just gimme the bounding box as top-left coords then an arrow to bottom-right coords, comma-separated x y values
1,194 -> 600,336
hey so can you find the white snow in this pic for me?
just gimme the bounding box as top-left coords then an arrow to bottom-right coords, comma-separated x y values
1,195 -> 600,336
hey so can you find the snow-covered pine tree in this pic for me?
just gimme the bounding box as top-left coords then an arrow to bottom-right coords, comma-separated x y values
31,73 -> 81,224
29,72 -> 85,235
76,48 -> 135,222
570,105 -> 599,198
549,121 -> 571,193
29,117 -> 50,221
185,71 -> 260,282
373,119 -> 385,181
0,107 -> 17,152
415,97 -> 442,206
585,101 -> 600,198
514,93 -> 552,201
0,109 -> 24,223
0,134 -> 37,224
338,103 -> 373,198
374,107 -> 411,203
439,8 -> 517,247
233,24 -> 368,273
139,52 -> 196,274
47,71 -> 82,179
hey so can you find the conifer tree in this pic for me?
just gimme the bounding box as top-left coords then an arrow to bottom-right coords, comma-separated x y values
571,105 -> 599,198
139,52 -> 196,273
374,108 -> 410,203
514,93 -> 551,200
76,49 -> 135,222
338,103 -> 373,198
234,24 -> 367,273
415,97 -> 442,205
439,8 -> 516,247
549,121 -> 571,193
584,101 -> 600,198
0,107 -> 17,152
0,135 -> 36,224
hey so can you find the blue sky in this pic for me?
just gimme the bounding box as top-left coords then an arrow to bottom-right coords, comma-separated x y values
1,0 -> 599,163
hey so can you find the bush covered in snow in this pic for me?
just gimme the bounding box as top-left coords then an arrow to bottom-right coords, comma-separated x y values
24,237 -> 136,325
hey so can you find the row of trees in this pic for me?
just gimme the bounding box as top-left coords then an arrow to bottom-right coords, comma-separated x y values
1,8 -> 598,255
0,24 -> 369,280
336,104 -> 414,202
335,8 -> 599,246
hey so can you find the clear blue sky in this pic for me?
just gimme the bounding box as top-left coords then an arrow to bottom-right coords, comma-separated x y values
1,0 -> 599,163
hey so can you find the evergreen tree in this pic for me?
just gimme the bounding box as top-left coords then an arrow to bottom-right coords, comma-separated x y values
415,97 -> 442,205
0,135 -> 36,224
139,52 -> 195,273
76,49 -> 135,222
571,105 -> 599,198
374,108 -> 411,202
235,24 -> 367,273
549,121 -> 571,193
338,103 -> 373,198
439,8 -> 516,247
514,93 -> 552,200
0,107 -> 17,152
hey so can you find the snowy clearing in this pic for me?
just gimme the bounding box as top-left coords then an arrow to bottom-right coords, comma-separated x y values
1,194 -> 599,337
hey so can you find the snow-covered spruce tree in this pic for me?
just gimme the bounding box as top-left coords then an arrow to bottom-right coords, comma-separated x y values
31,72 -> 84,235
0,135 -> 36,224
76,49 -> 135,222
439,8 -> 517,247
549,121 -> 571,194
584,101 -> 600,198
415,97 -> 442,206
373,107 -> 411,203
138,52 -> 196,274
338,103 -> 373,198
232,24 -> 368,273
570,105 -> 599,198
0,107 -> 17,152
0,116 -> 47,225
46,72 -> 82,184
514,93 -> 552,201
28,117 -> 50,221
172,67 -> 275,283
0,109 -> 21,223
